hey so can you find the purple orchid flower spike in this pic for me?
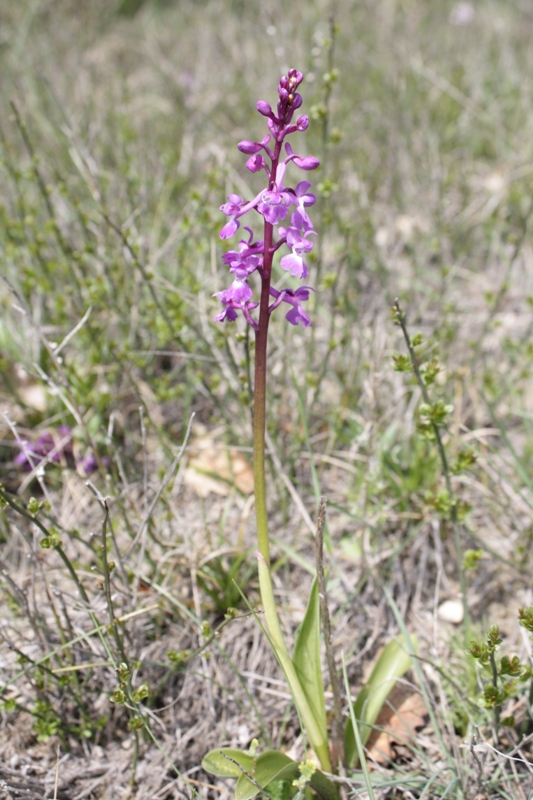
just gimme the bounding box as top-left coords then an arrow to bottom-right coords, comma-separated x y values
215,68 -> 319,328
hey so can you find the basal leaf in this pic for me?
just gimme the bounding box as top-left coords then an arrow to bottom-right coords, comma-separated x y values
292,577 -> 328,741
345,635 -> 417,767
202,747 -> 255,778
235,750 -> 299,800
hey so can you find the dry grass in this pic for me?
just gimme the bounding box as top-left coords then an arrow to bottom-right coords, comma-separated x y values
1,1 -> 533,798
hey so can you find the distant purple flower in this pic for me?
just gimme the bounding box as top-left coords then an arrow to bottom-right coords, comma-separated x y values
14,425 -> 108,476
76,453 -> 110,475
15,425 -> 73,471
77,453 -> 98,475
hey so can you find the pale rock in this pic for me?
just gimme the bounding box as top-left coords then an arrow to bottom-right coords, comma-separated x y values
438,599 -> 464,624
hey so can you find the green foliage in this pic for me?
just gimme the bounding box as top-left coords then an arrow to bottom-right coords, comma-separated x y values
291,578 -> 328,746
39,529 -> 62,549
417,401 -> 453,438
1,2 -> 533,797
345,636 -> 417,768
27,496 -> 45,516
31,699 -> 61,741
469,620 -> 532,731
519,605 -> 533,634
202,748 -> 338,800
463,549 -> 483,570
196,550 -> 256,615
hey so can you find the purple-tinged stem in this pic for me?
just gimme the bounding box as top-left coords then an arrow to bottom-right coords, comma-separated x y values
253,138 -> 281,566
251,139 -> 334,774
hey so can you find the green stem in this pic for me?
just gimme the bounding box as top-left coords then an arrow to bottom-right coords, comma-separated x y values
489,650 -> 501,738
253,274 -> 272,566
394,300 -> 470,635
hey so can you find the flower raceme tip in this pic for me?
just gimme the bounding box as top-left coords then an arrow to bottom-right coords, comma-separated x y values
215,69 -> 319,328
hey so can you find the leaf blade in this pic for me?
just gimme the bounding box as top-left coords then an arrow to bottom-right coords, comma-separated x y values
292,577 -> 328,743
235,751 -> 299,800
202,747 -> 255,778
345,635 -> 418,767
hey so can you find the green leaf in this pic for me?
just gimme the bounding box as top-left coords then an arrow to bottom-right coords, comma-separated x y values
203,747 -> 339,800
309,770 -> 341,800
291,578 -> 328,744
201,748 -> 255,778
345,636 -> 417,767
235,751 -> 299,800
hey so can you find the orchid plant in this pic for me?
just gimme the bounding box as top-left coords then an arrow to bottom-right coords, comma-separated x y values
202,71 -> 414,800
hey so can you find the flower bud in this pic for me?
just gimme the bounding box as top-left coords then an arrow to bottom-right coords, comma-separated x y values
288,68 -> 303,87
293,155 -> 320,170
256,100 -> 272,116
238,140 -> 263,154
291,93 -> 303,110
296,115 -> 309,131
246,154 -> 265,173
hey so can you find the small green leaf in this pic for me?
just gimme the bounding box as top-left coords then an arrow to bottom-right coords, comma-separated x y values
345,636 -> 417,767
27,496 -> 43,516
292,578 -> 328,744
310,769 -> 340,800
203,748 -> 338,800
202,748 -> 255,779
132,682 -> 149,702
235,751 -> 299,800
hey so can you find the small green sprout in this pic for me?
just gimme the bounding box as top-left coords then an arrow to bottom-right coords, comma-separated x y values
132,683 -> 149,702
40,529 -> 62,549
519,605 -> 533,634
392,353 -> 412,372
481,685 -> 507,709
167,649 -> 191,664
116,663 -> 130,683
419,357 -> 441,386
452,449 -> 477,473
500,655 -> 522,677
463,549 -> 484,570
27,497 -> 44,516
418,400 -> 453,430
292,760 -> 317,792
